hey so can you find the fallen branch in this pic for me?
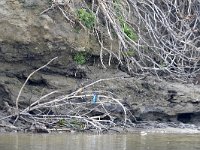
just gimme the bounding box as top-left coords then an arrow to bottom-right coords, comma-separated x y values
42,0 -> 200,80
15,57 -> 58,115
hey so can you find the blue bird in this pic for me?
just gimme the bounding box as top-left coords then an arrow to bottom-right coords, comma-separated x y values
92,93 -> 98,104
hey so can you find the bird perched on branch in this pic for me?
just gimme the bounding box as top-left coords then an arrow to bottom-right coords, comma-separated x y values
92,93 -> 98,104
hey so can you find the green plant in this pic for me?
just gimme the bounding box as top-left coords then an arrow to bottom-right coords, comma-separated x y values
119,18 -> 138,41
126,49 -> 136,57
73,52 -> 86,65
77,8 -> 96,29
58,119 -> 65,126
70,119 -> 85,130
123,23 -> 138,41
113,1 -> 139,42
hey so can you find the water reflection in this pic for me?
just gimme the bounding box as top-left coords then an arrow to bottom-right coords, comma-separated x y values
0,133 -> 200,150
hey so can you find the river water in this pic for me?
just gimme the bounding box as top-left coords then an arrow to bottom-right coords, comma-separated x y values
0,132 -> 200,150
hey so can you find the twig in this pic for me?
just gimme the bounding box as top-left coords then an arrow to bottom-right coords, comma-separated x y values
15,57 -> 58,115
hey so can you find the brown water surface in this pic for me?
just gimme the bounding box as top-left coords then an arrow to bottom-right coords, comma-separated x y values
0,133 -> 200,150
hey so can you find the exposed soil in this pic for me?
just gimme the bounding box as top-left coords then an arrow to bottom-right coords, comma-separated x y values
1,52 -> 200,133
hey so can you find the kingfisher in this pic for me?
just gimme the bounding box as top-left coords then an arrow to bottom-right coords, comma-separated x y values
92,93 -> 98,104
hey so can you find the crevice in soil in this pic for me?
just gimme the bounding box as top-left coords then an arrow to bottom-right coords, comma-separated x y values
177,112 -> 200,124
177,113 -> 193,123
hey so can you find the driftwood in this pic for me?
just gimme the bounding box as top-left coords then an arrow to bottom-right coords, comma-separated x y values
17,77 -> 134,132
0,57 -> 136,133
43,0 -> 200,80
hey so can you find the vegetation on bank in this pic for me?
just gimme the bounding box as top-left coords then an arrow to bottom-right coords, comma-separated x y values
77,8 -> 95,29
73,52 -> 87,65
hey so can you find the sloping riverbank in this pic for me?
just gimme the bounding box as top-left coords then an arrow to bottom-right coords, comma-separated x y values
1,62 -> 200,133
0,0 -> 200,133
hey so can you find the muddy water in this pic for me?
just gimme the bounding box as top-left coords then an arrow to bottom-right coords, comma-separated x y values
0,133 -> 200,150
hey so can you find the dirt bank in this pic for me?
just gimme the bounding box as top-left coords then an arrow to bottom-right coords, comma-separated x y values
1,61 -> 200,133
0,0 -> 200,133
